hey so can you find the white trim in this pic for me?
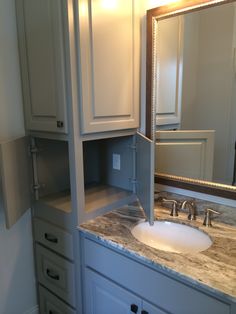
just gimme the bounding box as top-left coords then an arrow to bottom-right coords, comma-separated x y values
24,305 -> 39,314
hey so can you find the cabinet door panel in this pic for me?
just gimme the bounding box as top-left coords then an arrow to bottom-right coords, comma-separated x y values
136,132 -> 154,223
142,301 -> 168,314
84,268 -> 142,314
17,0 -> 68,133
78,0 -> 140,133
156,130 -> 214,180
0,137 -> 31,228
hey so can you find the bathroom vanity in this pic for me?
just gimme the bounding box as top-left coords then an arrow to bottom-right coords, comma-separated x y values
80,205 -> 236,314
1,0 -> 234,313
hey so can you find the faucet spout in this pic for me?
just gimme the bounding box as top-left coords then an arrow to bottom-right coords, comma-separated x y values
180,200 -> 197,220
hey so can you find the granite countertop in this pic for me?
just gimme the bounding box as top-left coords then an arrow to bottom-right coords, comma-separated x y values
80,205 -> 236,303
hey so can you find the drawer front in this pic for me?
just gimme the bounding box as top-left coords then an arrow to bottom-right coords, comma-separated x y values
34,218 -> 74,260
39,285 -> 76,314
36,244 -> 76,307
83,238 -> 231,314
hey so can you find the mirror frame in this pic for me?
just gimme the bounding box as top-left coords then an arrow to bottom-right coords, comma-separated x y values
146,0 -> 236,200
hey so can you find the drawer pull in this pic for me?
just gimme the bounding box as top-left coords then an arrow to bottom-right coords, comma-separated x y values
44,233 -> 58,243
141,311 -> 149,314
46,269 -> 60,281
49,311 -> 59,314
131,304 -> 138,313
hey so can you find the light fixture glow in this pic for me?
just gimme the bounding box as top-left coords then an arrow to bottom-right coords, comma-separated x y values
79,1 -> 87,16
101,0 -> 118,10
147,0 -> 180,9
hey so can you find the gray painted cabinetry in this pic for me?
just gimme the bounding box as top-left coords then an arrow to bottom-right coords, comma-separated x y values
16,0 -> 68,134
0,137 -> 31,228
16,0 -> 139,136
15,1 -> 146,313
81,237 -> 233,314
9,1 -> 235,314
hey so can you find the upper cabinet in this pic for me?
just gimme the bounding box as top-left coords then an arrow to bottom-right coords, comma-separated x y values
16,0 -> 68,134
77,0 -> 140,134
16,0 -> 140,136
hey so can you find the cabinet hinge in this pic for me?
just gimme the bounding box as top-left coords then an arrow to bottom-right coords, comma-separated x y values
131,179 -> 137,185
29,138 -> 41,200
29,144 -> 38,154
32,184 -> 41,191
129,144 -> 137,151
130,178 -> 137,194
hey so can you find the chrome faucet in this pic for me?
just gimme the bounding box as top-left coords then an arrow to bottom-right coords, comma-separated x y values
203,208 -> 220,227
157,197 -> 179,216
180,200 -> 197,220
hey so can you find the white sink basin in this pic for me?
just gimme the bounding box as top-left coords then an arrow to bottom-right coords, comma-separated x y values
131,221 -> 212,254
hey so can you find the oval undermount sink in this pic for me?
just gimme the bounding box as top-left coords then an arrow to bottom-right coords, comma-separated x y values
131,221 -> 212,254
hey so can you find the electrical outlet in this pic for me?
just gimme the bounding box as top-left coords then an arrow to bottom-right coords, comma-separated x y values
112,153 -> 120,170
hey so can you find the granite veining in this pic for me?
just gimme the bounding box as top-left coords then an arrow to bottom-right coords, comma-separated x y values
80,204 -> 236,303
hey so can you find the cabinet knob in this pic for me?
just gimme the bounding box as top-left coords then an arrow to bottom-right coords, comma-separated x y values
57,120 -> 64,128
130,304 -> 138,313
141,311 -> 149,314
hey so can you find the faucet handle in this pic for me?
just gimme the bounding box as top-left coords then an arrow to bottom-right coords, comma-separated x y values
159,198 -> 179,216
203,208 -> 221,227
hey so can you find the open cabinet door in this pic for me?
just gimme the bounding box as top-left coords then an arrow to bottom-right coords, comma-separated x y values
136,132 -> 154,224
0,136 -> 31,228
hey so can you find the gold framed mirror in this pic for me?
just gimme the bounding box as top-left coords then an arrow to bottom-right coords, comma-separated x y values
146,0 -> 236,199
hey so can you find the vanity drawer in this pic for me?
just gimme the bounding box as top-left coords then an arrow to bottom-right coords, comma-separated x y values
39,285 -> 76,314
34,218 -> 74,260
83,238 -> 231,314
35,244 -> 76,307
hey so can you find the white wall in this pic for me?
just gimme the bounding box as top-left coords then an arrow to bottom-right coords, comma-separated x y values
0,0 -> 37,313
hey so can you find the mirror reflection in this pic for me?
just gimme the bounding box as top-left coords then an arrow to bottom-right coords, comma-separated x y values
155,2 -> 236,186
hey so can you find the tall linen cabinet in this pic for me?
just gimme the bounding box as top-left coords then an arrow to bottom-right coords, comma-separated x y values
14,1 -> 154,313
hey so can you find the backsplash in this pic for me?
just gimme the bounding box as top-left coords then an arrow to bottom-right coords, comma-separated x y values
155,191 -> 236,226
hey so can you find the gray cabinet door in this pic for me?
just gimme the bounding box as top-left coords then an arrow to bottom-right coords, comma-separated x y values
136,132 -> 154,223
77,0 -> 140,133
142,301 -> 168,314
16,0 -> 68,134
0,136 -> 31,228
84,268 -> 142,314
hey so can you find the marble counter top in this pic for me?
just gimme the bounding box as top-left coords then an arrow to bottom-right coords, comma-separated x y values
80,205 -> 236,303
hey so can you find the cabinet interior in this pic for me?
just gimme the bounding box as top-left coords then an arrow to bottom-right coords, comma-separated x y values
35,135 -> 135,215
35,138 -> 71,213
83,136 -> 134,213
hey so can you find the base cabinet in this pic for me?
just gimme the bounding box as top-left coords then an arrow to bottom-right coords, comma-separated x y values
85,268 -> 142,314
81,237 -> 233,314
142,302 -> 167,314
